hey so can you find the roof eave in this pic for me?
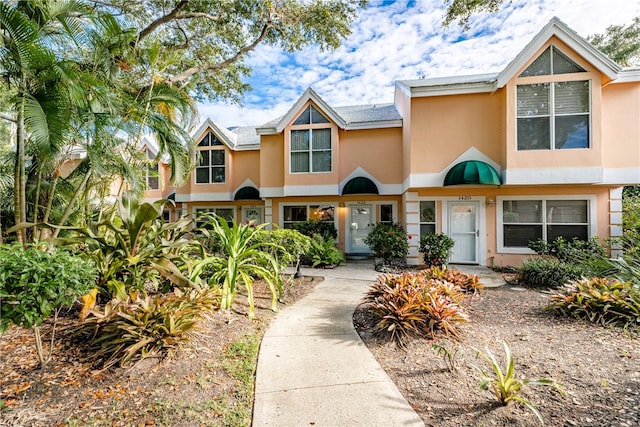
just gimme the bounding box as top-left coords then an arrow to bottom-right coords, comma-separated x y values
344,119 -> 403,130
409,81 -> 496,98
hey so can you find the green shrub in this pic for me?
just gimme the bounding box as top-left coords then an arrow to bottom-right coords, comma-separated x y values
363,271 -> 470,346
518,257 -> 585,289
304,234 -> 345,267
252,228 -> 311,269
528,236 -> 605,263
419,233 -> 455,267
364,222 -> 409,262
74,288 -> 220,368
547,277 -> 640,329
292,220 -> 337,240
0,243 -> 97,365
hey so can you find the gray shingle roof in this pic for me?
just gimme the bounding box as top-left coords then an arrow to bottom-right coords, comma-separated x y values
229,126 -> 260,147
333,103 -> 401,124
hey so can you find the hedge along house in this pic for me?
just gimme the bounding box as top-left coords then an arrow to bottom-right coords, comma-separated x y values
150,17 -> 640,267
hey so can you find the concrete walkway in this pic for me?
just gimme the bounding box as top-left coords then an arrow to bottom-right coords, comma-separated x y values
252,262 -> 505,427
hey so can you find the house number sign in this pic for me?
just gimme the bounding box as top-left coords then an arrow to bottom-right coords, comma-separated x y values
458,196 -> 472,201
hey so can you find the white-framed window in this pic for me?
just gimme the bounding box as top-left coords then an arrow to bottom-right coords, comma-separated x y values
196,132 -> 226,184
290,105 -> 332,173
194,207 -> 235,228
419,200 -> 436,237
380,204 -> 394,224
282,204 -> 336,229
145,148 -> 159,190
516,46 -> 590,151
498,196 -> 594,253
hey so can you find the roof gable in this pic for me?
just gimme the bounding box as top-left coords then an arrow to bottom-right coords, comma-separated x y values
496,17 -> 621,87
192,118 -> 260,151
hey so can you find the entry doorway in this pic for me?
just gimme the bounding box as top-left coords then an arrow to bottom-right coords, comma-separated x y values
448,201 -> 479,264
348,205 -> 373,253
242,206 -> 264,224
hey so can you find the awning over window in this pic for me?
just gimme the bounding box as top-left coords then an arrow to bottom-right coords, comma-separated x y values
234,186 -> 261,200
342,177 -> 379,195
444,161 -> 501,186
167,192 -> 176,201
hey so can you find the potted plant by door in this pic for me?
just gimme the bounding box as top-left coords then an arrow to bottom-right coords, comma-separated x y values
364,222 -> 409,272
419,232 -> 455,267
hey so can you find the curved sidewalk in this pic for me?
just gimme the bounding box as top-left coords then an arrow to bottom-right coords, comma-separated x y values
252,263 -> 424,427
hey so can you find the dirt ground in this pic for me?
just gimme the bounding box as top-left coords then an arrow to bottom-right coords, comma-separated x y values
354,279 -> 640,427
0,275 -> 320,427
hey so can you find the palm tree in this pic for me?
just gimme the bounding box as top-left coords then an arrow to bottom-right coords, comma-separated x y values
0,0 -> 89,243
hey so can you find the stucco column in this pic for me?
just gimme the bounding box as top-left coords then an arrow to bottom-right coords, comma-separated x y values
609,187 -> 623,258
264,199 -> 273,230
404,191 -> 420,265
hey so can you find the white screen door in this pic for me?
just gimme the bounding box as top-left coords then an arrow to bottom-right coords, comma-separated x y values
349,205 -> 372,253
448,201 -> 478,264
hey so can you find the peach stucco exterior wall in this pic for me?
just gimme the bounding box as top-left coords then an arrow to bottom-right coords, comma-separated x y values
415,185 -> 612,267
394,86 -> 413,181
231,150 -> 260,189
601,82 -> 640,170
338,127 -> 403,185
260,134 -> 285,189
408,92 -> 504,173
505,38 -> 604,171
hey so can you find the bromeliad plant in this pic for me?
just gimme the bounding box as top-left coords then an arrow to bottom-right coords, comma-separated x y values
363,271 -> 470,346
547,277 -> 640,329
191,215 -> 283,318
305,234 -> 345,267
74,287 -> 220,368
55,191 -> 201,298
475,341 -> 560,425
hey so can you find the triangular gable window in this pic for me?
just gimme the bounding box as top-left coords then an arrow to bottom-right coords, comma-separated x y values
519,46 -> 585,77
293,105 -> 330,125
198,131 -> 224,147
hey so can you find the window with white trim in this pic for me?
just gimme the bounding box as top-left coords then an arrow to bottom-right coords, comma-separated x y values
145,148 -> 159,190
419,201 -> 436,236
501,199 -> 589,249
195,207 -> 235,228
290,105 -> 332,173
196,132 -> 225,183
516,46 -> 590,151
380,204 -> 393,224
283,204 -> 335,229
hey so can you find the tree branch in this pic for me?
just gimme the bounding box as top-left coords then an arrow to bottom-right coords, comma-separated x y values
166,22 -> 271,85
0,112 -> 17,123
175,12 -> 220,22
136,0 -> 190,43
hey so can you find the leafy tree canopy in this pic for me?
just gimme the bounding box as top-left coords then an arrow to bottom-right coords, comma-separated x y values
588,17 -> 640,67
91,0 -> 367,102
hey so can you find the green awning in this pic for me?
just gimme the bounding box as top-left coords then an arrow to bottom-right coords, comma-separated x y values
234,186 -> 261,200
342,177 -> 379,195
444,161 -> 501,186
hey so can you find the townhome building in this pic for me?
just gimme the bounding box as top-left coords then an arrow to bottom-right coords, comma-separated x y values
147,18 -> 640,267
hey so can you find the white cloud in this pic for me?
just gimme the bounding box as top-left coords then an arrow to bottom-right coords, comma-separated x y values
201,0 -> 640,128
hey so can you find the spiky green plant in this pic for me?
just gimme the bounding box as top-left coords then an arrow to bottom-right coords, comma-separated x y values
476,341 -> 559,425
192,215 -> 283,318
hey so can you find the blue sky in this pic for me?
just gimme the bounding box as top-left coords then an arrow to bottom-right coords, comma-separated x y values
198,0 -> 640,128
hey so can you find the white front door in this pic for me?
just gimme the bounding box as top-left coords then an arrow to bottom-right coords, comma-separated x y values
348,205 -> 373,253
242,206 -> 263,224
448,201 -> 479,264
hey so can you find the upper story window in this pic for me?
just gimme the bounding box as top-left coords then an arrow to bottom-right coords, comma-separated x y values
516,46 -> 590,151
290,105 -> 332,173
196,131 -> 225,184
145,148 -> 159,190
